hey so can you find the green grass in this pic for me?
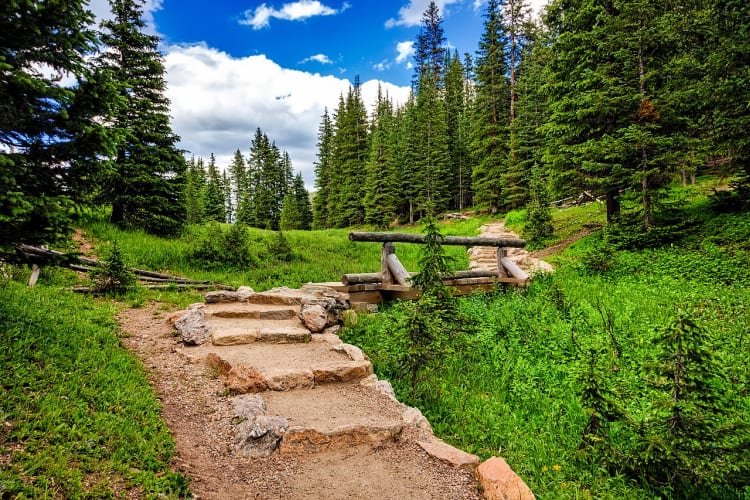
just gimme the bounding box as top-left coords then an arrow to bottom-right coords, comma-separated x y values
0,283 -> 189,498
342,191 -> 750,499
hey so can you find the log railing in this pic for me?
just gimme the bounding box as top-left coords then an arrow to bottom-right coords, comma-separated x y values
347,231 -> 529,288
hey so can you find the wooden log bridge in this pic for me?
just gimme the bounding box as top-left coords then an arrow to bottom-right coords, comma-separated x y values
333,232 -> 529,309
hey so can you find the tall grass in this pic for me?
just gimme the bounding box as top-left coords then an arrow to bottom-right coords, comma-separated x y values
0,283 -> 188,498
342,194 -> 750,499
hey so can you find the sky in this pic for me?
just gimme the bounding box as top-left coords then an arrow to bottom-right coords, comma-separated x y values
87,0 -> 547,188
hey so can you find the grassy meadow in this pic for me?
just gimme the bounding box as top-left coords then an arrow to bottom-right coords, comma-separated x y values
2,183 -> 749,498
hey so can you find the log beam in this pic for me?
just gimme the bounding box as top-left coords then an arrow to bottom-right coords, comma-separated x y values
349,232 -> 526,248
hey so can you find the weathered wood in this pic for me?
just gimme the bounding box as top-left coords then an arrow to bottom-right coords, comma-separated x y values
70,283 -> 230,293
349,232 -> 526,248
496,248 -> 508,278
342,269 -> 502,285
28,264 -> 41,287
386,253 -> 412,287
381,242 -> 395,285
500,257 -> 529,281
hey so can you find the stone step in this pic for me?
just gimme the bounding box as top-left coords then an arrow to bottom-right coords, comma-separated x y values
178,335 -> 373,389
209,317 -> 311,345
204,302 -> 298,321
246,287 -> 311,306
266,384 -> 408,453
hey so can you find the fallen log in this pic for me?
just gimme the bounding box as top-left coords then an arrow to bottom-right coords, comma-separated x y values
499,257 -> 529,281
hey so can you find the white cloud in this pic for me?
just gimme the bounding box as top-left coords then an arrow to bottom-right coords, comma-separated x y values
385,0 -> 461,28
373,60 -> 390,72
472,0 -> 549,17
240,0 -> 346,30
87,0 -> 164,35
395,41 -> 415,64
300,53 -> 333,64
163,44 -> 410,188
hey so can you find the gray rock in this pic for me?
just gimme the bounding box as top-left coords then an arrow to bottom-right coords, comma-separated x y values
205,290 -> 239,303
174,306 -> 211,345
332,343 -> 367,361
232,394 -> 267,420
236,286 -> 255,302
234,415 -> 288,458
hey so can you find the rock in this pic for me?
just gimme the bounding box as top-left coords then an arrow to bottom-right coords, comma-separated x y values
298,304 -> 329,333
417,437 -> 480,469
232,394 -> 267,420
402,406 -> 431,432
234,415 -> 288,458
205,353 -> 232,376
322,325 -> 342,336
477,456 -> 535,500
376,380 -> 396,400
332,343 -> 367,361
205,290 -> 241,303
236,286 -> 255,302
313,361 -> 372,384
174,305 -> 211,345
265,369 -> 315,391
226,364 -> 268,394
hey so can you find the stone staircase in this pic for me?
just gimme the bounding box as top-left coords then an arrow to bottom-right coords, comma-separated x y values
469,222 -> 554,275
172,284 -> 535,499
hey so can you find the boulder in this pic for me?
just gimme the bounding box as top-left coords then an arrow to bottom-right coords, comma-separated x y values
476,457 -> 535,500
226,364 -> 268,394
174,304 -> 211,345
298,304 -> 328,333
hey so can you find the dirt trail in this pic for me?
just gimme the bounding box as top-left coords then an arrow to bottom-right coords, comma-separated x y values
468,221 -> 554,274
118,305 -> 481,499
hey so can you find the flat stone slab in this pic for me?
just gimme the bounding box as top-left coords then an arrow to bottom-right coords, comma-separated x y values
204,303 -> 298,321
210,318 -> 311,345
417,437 -> 480,469
247,287 -> 311,306
178,337 -> 372,387
263,384 -> 406,452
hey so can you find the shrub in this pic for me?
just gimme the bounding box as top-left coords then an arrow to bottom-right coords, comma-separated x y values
189,222 -> 256,269
89,240 -> 136,294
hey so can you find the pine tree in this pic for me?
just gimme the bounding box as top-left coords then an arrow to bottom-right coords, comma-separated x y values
1,0 -> 111,253
413,1 -> 447,89
204,153 -> 226,223
472,0 -> 511,213
227,149 -> 247,222
364,85 -> 399,227
184,156 -> 207,225
444,51 -> 471,210
312,108 -> 334,228
331,79 -> 369,227
98,0 -> 186,236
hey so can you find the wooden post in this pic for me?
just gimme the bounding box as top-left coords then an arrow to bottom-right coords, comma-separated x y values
496,248 -> 508,278
28,264 -> 41,287
381,242 -> 395,285
386,253 -> 412,287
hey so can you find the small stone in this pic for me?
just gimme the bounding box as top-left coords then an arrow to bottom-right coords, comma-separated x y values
477,456 -> 535,500
236,286 -> 255,302
232,394 -> 267,419
417,437 -> 480,469
205,353 -> 232,376
322,325 -> 342,336
234,415 -> 288,458
402,406 -> 431,431
331,343 -> 367,361
226,364 -> 268,394
174,306 -> 211,345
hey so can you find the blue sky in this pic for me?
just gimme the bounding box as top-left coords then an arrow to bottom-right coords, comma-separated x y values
89,0 -> 546,188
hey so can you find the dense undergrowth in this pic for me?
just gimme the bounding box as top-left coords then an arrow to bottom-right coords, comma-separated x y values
343,190 -> 750,499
